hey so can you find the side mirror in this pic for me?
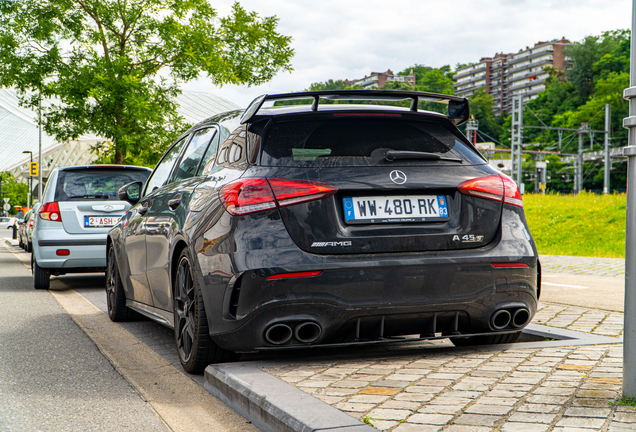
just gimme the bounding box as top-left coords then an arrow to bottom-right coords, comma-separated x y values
118,181 -> 143,205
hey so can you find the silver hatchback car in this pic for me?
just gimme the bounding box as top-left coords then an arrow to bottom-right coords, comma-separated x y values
32,165 -> 151,289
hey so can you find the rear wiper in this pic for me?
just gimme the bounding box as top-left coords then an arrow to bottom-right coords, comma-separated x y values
385,150 -> 463,163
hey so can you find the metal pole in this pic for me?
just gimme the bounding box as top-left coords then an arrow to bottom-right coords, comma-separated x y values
517,98 -> 523,189
577,127 -> 584,193
622,0 -> 636,398
605,104 -> 611,194
38,97 -> 42,203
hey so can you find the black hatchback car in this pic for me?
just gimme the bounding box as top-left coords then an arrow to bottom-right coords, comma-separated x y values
108,90 -> 539,373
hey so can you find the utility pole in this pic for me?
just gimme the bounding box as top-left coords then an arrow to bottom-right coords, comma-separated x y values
38,97 -> 42,203
622,0 -> 636,398
465,117 -> 479,145
577,123 -> 589,193
604,104 -> 611,194
511,95 -> 523,188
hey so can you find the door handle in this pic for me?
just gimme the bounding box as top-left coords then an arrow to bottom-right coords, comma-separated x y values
168,194 -> 182,210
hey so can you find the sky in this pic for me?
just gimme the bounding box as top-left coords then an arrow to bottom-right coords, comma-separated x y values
181,0 -> 633,107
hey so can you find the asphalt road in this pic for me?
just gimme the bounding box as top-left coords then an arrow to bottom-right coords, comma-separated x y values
0,228 -> 256,432
0,229 -> 171,431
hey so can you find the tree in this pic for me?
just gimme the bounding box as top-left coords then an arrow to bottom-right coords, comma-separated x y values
0,172 -> 28,215
566,29 -> 629,100
399,64 -> 455,95
0,0 -> 294,166
465,88 -> 504,143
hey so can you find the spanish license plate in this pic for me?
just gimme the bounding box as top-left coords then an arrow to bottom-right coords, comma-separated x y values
84,215 -> 122,228
343,195 -> 449,224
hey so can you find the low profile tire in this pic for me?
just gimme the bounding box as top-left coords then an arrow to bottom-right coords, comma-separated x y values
106,244 -> 136,322
26,241 -> 32,253
32,255 -> 50,290
173,248 -> 238,374
450,331 -> 522,347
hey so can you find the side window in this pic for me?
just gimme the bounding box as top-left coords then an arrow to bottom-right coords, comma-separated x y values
197,130 -> 220,176
172,128 -> 217,182
144,136 -> 188,196
201,125 -> 230,176
215,125 -> 247,169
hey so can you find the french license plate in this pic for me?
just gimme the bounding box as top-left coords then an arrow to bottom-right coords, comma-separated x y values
343,195 -> 449,224
84,215 -> 122,228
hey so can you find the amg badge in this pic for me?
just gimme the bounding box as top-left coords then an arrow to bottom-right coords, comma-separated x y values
311,241 -> 352,247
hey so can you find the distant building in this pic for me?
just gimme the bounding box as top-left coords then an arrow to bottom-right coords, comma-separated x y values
453,39 -> 571,115
346,69 -> 416,89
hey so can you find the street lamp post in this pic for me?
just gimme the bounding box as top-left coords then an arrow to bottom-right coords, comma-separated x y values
22,150 -> 32,210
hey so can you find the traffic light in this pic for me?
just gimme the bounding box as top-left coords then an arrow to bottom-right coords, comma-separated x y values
29,162 -> 38,177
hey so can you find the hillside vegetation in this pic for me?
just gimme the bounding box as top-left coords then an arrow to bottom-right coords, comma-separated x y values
524,192 -> 626,258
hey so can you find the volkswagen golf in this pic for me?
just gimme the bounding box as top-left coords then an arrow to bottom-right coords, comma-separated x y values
107,90 -> 539,374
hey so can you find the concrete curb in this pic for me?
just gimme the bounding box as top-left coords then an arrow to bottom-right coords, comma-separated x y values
205,363 -> 377,432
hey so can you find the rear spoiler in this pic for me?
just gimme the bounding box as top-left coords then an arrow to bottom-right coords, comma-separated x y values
240,90 -> 470,126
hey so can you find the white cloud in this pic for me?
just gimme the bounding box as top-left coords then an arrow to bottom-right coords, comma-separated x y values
182,0 -> 633,107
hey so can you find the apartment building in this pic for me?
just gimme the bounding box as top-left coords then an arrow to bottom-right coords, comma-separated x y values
346,69 -> 416,89
453,39 -> 571,115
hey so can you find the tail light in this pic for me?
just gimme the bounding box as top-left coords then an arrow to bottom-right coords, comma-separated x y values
29,219 -> 34,227
458,174 -> 523,208
220,178 -> 338,216
39,202 -> 63,222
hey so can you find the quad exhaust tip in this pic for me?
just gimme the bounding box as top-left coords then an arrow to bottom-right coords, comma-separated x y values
512,308 -> 530,328
294,322 -> 322,344
264,323 -> 293,345
490,309 -> 511,330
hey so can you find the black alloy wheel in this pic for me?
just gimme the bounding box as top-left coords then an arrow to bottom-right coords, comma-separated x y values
106,244 -> 135,321
173,249 -> 237,374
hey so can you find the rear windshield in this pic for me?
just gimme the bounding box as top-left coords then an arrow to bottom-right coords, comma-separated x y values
54,168 -> 150,201
259,118 -> 484,167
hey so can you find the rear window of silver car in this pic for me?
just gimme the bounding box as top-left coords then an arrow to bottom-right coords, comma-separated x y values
54,168 -> 150,201
259,118 -> 484,167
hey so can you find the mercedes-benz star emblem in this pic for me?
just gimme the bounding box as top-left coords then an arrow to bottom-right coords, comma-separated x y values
389,170 -> 407,184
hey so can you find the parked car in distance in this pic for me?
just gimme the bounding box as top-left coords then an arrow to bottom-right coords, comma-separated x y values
19,204 -> 41,252
0,216 -> 18,230
32,165 -> 152,290
108,90 -> 539,374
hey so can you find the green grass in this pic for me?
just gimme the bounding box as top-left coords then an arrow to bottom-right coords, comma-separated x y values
609,395 -> 636,407
523,192 -> 626,258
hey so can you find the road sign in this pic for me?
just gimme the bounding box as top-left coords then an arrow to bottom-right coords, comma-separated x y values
3,203 -> 10,211
540,183 -> 546,192
2,197 -> 8,204
29,162 -> 38,177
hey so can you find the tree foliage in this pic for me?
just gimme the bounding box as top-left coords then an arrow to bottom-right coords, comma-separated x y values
0,172 -> 28,215
0,0 -> 294,166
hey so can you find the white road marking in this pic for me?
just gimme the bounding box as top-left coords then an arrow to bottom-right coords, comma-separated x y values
542,282 -> 588,289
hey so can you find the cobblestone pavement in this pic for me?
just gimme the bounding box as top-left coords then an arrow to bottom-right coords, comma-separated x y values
264,301 -> 627,431
540,255 -> 625,278
533,303 -> 624,338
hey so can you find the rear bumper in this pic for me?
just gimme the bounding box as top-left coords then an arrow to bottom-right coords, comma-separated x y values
196,207 -> 538,352
210,260 -> 537,352
33,231 -> 107,270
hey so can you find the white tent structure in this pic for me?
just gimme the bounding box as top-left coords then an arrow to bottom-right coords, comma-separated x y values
0,88 -> 241,197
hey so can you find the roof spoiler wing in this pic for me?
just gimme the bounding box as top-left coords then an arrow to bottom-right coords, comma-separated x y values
239,90 -> 470,126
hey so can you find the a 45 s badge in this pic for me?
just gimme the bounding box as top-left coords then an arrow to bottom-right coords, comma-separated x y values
453,234 -> 484,243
